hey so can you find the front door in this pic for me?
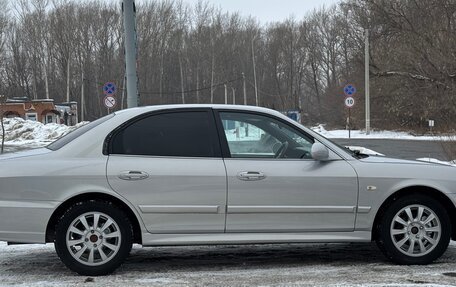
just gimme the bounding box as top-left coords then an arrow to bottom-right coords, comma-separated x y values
217,111 -> 359,232
106,109 -> 227,233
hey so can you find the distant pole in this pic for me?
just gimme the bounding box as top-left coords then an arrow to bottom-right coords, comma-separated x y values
242,72 -> 247,105
252,35 -> 258,106
122,0 -> 138,108
80,71 -> 84,122
231,87 -> 235,104
224,84 -> 227,104
121,74 -> 126,109
365,28 -> 370,134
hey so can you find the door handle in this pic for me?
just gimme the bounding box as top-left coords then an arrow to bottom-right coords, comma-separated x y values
118,171 -> 149,181
237,171 -> 266,181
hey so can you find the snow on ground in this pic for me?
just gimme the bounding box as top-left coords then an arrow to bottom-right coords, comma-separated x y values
311,124 -> 455,141
0,118 -> 86,148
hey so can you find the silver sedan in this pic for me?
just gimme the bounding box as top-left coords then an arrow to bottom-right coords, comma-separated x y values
0,104 -> 454,275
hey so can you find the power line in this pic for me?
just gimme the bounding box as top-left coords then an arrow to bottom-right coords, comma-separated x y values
245,78 -> 288,98
87,76 -> 242,96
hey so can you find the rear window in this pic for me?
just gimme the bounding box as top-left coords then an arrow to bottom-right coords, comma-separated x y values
109,111 -> 220,157
47,114 -> 114,150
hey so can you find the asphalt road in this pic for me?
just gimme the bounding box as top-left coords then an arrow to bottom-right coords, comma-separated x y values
333,139 -> 450,161
1,242 -> 456,286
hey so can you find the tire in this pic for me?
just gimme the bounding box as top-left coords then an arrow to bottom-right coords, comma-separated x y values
54,200 -> 133,276
376,194 -> 451,265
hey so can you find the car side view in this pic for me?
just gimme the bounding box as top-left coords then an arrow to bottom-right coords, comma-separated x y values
0,104 -> 454,275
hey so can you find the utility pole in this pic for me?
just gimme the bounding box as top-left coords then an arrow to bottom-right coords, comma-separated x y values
242,72 -> 247,105
224,84 -> 227,104
80,71 -> 84,122
365,28 -> 370,134
122,0 -> 139,108
252,35 -> 258,106
231,87 -> 235,104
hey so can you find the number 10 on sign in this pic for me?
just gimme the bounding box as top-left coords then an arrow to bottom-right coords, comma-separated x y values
345,97 -> 355,108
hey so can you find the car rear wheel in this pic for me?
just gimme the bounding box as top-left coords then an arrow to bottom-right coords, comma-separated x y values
54,201 -> 133,275
376,194 -> 451,264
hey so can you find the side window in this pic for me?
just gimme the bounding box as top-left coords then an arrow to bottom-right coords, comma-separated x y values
220,112 -> 314,159
110,111 -> 220,157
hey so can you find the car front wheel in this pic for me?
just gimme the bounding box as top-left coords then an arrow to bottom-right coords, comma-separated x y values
376,194 -> 451,264
54,201 -> 133,275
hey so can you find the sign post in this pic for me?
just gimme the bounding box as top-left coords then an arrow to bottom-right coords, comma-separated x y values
102,82 -> 117,114
344,97 -> 355,138
343,84 -> 356,139
429,119 -> 435,133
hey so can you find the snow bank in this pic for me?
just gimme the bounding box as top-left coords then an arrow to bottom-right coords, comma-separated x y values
311,124 -> 452,141
1,118 -> 87,148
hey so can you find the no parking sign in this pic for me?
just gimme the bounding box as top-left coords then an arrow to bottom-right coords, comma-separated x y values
103,82 -> 117,96
343,84 -> 356,96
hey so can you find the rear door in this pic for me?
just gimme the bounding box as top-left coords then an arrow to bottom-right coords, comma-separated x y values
106,109 -> 227,233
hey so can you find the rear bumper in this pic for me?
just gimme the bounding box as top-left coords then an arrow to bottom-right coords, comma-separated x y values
0,200 -> 59,243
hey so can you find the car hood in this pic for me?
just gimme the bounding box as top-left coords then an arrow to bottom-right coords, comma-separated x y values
359,156 -> 447,166
0,147 -> 52,160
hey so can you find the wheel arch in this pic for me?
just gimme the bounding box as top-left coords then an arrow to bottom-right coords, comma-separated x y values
371,185 -> 456,241
46,192 -> 143,244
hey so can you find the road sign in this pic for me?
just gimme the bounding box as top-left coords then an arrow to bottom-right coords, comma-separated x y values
343,84 -> 356,96
345,96 -> 355,108
104,95 -> 117,109
103,82 -> 117,95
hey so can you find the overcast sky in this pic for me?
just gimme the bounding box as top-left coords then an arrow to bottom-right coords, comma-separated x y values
74,1 -> 341,23
179,0 -> 341,23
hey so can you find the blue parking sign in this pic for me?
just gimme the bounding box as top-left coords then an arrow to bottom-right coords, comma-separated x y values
103,82 -> 117,95
343,84 -> 356,96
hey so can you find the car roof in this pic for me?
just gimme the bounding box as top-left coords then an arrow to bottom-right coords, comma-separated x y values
114,104 -> 284,117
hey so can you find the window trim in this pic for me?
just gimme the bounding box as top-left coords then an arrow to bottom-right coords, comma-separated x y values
103,108 -> 222,158
213,110 -> 316,159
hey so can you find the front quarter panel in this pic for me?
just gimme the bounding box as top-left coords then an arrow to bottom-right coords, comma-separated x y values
352,159 -> 456,231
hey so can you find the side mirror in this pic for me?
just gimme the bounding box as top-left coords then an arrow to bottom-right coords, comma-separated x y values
311,143 -> 329,161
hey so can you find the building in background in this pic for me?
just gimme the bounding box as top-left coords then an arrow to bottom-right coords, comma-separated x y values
1,98 -> 78,126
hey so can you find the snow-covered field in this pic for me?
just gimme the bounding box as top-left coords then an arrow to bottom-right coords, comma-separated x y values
311,124 -> 454,141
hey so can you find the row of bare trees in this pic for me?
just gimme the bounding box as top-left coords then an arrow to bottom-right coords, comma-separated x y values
0,0 -> 455,131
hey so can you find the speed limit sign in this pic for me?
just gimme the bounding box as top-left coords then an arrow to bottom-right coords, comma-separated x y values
344,96 -> 355,108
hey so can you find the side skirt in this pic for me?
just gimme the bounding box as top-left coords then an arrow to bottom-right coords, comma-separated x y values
141,231 -> 371,246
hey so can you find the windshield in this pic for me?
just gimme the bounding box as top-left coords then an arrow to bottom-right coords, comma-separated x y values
47,114 -> 115,151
